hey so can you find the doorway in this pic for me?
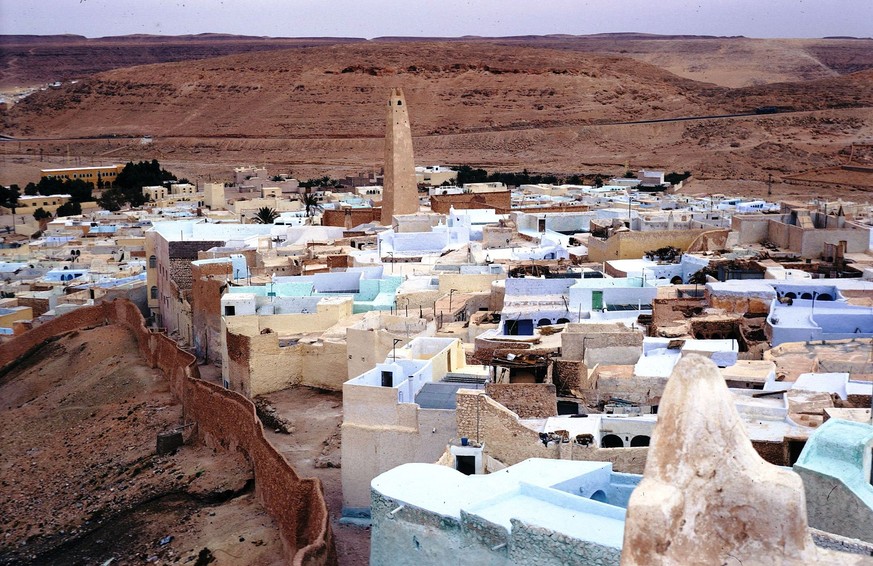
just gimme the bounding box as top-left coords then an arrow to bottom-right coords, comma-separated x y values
456,455 -> 476,475
592,291 -> 603,311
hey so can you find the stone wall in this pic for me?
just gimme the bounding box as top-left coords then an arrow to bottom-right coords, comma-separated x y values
456,390 -> 647,474
0,301 -> 336,566
430,191 -> 511,214
168,240 -> 223,290
485,383 -> 557,418
553,359 -> 588,396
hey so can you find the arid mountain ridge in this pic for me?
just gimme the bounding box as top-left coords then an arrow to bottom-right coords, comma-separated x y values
1,34 -> 872,192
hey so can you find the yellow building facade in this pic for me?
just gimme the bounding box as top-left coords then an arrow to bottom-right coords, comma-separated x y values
41,165 -> 123,185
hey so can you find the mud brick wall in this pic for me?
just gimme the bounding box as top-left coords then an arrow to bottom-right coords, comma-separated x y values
430,191 -> 511,215
168,241 -> 223,290
485,383 -> 557,418
0,300 -> 337,566
321,208 -> 381,228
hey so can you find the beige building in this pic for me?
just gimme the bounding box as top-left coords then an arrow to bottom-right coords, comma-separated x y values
415,166 -> 457,187
203,182 -> 226,210
10,194 -> 71,215
342,337 -> 488,516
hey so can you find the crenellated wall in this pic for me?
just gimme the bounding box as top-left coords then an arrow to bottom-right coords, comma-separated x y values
0,300 -> 336,566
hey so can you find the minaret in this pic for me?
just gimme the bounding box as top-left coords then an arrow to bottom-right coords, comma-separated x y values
381,88 -> 418,225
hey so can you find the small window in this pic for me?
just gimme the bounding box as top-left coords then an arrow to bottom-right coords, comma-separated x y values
381,370 -> 393,387
149,255 -> 157,268
224,305 -> 236,316
150,286 -> 158,299
397,100 -> 402,106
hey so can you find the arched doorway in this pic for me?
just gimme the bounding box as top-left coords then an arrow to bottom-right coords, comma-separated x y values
670,276 -> 683,285
630,435 -> 651,447
601,434 -> 624,448
591,490 -> 608,503
537,318 -> 552,327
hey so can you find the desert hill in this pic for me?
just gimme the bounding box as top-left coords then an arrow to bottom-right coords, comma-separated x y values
4,42 -> 722,139
1,39 -> 871,193
6,41 -> 872,140
2,34 -> 872,89
0,34 -> 364,89
0,325 -> 284,564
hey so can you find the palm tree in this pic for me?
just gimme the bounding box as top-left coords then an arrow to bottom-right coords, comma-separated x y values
302,192 -> 322,218
253,207 -> 279,224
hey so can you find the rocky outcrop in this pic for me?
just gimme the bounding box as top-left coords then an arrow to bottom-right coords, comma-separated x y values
621,354 -> 872,566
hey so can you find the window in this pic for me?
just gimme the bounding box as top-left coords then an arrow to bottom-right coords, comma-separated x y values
150,286 -> 158,299
381,370 -> 393,387
224,305 -> 236,316
149,255 -> 157,268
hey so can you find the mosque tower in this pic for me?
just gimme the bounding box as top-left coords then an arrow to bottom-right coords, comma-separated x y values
381,88 -> 418,225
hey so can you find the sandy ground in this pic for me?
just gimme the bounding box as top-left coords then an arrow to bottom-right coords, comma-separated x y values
259,387 -> 371,566
0,325 -> 286,565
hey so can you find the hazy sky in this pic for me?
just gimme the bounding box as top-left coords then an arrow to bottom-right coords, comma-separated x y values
1,0 -> 871,39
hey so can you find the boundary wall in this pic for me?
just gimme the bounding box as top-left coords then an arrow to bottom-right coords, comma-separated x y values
0,300 -> 336,566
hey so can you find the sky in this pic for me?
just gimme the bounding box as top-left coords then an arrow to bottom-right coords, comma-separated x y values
1,0 -> 871,39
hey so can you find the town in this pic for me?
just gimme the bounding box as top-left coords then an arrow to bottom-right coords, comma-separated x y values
1,81 -> 872,565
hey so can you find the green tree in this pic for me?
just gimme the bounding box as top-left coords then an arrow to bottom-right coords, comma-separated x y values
56,201 -> 82,217
0,184 -> 20,213
97,189 -> 125,212
113,159 -> 176,208
301,192 -> 322,218
253,207 -> 279,224
33,207 -> 52,221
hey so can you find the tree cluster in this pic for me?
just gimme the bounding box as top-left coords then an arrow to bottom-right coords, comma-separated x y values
455,165 -> 604,188
299,176 -> 341,189
24,177 -> 95,205
98,160 -> 177,211
665,171 -> 692,185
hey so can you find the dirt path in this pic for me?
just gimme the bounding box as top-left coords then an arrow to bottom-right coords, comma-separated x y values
260,386 -> 371,566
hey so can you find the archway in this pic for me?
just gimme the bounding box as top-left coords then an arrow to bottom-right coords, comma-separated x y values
817,293 -> 833,301
801,292 -> 812,300
630,435 -> 651,447
537,318 -> 552,327
601,434 -> 624,448
670,276 -> 683,285
591,490 -> 608,503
